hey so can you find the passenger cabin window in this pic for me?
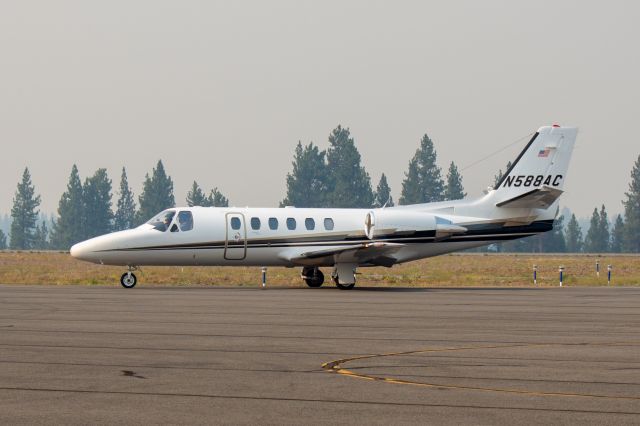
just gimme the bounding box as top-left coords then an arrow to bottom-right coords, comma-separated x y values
324,218 -> 334,231
268,217 -> 278,230
286,217 -> 296,230
178,211 -> 194,232
230,217 -> 241,230
250,217 -> 261,230
146,210 -> 176,232
305,218 -> 315,230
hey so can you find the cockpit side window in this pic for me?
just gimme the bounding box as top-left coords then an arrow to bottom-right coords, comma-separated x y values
146,210 -> 176,232
178,211 -> 194,232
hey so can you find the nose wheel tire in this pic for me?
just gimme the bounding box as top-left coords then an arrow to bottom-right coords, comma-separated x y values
120,272 -> 137,289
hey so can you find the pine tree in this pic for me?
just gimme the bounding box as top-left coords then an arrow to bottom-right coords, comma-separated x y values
281,142 -> 328,207
399,133 -> 444,204
399,158 -> 421,205
622,155 -> 640,252
186,181 -> 208,207
9,167 -> 41,250
33,220 -> 49,250
325,126 -> 374,208
584,206 -> 610,253
51,165 -> 85,249
565,213 -> 583,253
444,161 -> 466,201
373,173 -> 394,207
599,205 -> 610,253
114,167 -> 137,231
207,188 -> 229,207
0,230 -> 7,250
610,214 -> 625,253
493,161 -> 512,188
584,208 -> 601,253
83,168 -> 113,239
136,160 -> 175,224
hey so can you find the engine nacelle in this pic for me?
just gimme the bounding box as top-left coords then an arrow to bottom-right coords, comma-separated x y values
364,210 -> 437,239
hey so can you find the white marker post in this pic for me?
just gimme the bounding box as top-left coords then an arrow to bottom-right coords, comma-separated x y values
559,266 -> 564,287
607,265 -> 612,286
533,265 -> 537,286
261,267 -> 267,289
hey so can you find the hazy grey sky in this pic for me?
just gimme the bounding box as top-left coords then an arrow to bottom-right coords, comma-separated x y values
1,1 -> 638,218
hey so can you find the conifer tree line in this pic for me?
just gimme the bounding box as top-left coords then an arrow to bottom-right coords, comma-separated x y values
281,126 -> 465,208
4,160 -> 230,250
3,125 -> 640,253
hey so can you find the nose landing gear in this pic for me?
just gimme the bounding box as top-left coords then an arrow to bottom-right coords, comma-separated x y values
120,272 -> 137,288
120,266 -> 139,288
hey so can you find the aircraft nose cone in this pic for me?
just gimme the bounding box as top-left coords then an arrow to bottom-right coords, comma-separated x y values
70,240 -> 94,261
70,242 -> 84,259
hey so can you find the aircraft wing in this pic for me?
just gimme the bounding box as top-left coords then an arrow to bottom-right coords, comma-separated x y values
283,242 -> 405,267
495,186 -> 563,209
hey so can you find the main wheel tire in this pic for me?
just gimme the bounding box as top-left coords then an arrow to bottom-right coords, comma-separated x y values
333,276 -> 355,290
335,282 -> 355,290
304,268 -> 324,288
120,272 -> 137,289
305,279 -> 323,288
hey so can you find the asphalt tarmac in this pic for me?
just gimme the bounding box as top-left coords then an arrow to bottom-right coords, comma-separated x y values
1,284 -> 639,425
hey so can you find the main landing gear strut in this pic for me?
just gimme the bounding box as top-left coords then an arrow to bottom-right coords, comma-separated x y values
120,266 -> 139,289
301,267 -> 324,288
301,264 -> 357,290
332,263 -> 356,290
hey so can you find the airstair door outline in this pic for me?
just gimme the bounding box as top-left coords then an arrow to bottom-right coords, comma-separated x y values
224,213 -> 247,260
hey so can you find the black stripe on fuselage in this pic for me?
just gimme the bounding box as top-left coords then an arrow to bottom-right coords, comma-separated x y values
98,220 -> 554,252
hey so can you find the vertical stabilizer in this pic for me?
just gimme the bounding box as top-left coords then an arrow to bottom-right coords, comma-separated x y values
493,125 -> 577,208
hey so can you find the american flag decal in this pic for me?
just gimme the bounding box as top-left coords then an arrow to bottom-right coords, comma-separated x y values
538,148 -> 550,158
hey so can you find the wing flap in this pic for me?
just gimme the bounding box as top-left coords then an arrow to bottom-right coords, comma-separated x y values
284,242 -> 405,266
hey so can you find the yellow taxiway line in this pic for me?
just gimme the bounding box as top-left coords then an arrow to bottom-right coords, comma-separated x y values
322,342 -> 640,400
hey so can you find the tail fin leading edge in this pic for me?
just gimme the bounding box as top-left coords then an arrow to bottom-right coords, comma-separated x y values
493,125 -> 577,209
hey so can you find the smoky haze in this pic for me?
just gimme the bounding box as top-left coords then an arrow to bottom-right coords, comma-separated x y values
1,1 -> 638,218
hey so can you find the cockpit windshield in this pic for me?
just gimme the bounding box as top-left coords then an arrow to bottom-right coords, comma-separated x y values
146,210 -> 176,232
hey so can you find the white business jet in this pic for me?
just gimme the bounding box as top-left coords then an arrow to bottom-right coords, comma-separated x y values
71,125 -> 577,289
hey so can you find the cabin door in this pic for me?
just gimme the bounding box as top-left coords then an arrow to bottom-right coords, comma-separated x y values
224,213 -> 247,260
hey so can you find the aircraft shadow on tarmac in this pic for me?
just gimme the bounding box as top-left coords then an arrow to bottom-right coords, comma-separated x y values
129,285 -> 544,292
320,286 -> 542,292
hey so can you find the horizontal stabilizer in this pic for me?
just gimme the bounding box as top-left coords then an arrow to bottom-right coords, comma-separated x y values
495,186 -> 563,209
